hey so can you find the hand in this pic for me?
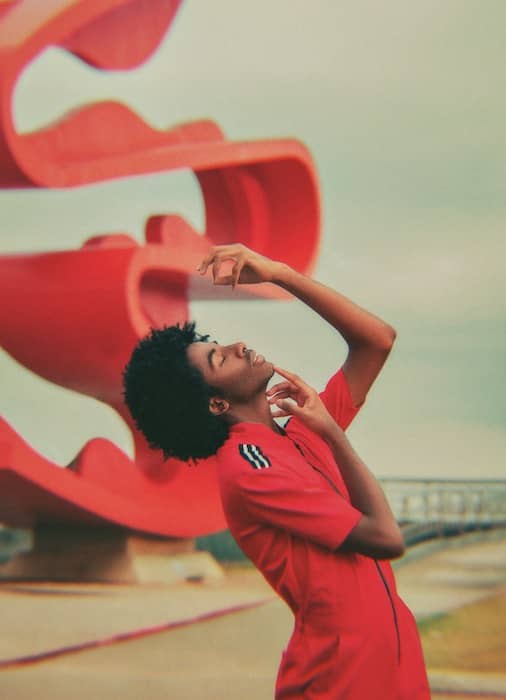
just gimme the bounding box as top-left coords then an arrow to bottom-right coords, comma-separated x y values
267,366 -> 339,439
197,244 -> 283,289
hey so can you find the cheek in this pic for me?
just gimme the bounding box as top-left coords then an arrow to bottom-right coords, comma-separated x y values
221,368 -> 256,397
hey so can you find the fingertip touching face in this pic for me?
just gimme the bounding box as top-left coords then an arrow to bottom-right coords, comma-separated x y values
187,340 -> 274,409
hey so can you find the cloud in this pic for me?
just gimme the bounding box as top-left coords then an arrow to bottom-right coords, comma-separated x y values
349,418 -> 506,480
1,0 -> 504,486
317,215 -> 506,323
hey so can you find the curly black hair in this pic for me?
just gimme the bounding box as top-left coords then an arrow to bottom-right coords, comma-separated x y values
122,322 -> 229,462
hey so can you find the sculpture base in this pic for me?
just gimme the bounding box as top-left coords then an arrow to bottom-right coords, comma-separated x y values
0,524 -> 224,584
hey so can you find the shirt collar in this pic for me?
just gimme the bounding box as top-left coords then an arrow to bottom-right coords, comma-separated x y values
229,421 -> 287,439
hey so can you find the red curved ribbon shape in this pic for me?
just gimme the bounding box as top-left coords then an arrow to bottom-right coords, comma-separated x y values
0,0 -> 321,538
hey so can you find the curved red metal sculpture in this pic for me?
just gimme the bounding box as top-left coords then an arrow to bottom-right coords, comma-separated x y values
0,0 -> 320,538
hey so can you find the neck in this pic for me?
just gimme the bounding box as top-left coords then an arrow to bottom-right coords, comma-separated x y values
226,394 -> 279,432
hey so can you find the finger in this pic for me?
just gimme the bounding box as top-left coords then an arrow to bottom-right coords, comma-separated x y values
199,243 -> 247,275
266,381 -> 293,396
232,258 -> 245,289
273,366 -> 305,387
211,258 -> 221,283
270,409 -> 290,418
197,252 -> 216,275
208,243 -> 243,256
213,275 -> 234,286
267,390 -> 292,404
274,398 -> 300,415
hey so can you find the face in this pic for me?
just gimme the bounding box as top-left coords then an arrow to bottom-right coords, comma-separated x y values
187,340 -> 274,405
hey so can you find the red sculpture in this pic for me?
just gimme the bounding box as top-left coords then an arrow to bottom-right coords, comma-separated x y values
0,0 -> 320,539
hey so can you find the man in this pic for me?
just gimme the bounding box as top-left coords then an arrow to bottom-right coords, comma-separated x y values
123,243 -> 430,699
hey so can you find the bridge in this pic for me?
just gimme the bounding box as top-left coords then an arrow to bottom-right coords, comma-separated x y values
1,479 -> 505,567
194,478 -> 506,561
381,478 -> 506,547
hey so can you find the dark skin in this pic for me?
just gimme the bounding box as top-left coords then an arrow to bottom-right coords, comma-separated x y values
186,340 -> 276,426
189,244 -> 404,560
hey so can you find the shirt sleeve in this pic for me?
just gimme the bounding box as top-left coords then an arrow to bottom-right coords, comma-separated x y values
319,367 -> 363,430
230,464 -> 362,551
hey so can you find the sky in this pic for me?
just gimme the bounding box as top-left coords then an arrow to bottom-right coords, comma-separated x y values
1,0 -> 505,479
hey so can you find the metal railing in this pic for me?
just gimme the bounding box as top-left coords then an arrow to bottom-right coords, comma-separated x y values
381,478 -> 506,546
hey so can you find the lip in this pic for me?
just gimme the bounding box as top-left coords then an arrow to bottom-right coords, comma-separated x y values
245,349 -> 261,366
246,349 -> 266,366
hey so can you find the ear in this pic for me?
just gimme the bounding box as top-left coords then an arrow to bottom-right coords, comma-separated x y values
209,396 -> 230,416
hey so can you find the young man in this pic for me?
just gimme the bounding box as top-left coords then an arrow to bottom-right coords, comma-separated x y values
123,243 -> 430,699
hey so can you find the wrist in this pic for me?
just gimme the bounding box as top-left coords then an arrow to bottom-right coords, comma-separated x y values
320,422 -> 349,451
270,261 -> 295,285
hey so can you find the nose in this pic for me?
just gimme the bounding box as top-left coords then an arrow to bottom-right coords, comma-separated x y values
232,342 -> 247,357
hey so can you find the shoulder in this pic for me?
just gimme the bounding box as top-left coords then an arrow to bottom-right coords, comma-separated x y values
216,426 -> 306,493
219,438 -> 274,473
217,430 -> 284,477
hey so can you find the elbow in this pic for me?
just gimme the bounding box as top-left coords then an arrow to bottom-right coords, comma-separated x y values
377,522 -> 405,560
376,534 -> 405,560
378,324 -> 397,354
341,518 -> 406,560
361,325 -> 396,356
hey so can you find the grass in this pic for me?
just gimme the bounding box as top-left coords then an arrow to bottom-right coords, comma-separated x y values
419,586 -> 506,673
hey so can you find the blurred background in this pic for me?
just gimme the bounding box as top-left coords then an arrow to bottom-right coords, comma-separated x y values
1,0 -> 505,483
1,3 -> 505,698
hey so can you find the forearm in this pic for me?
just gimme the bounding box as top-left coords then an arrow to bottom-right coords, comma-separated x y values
324,424 -> 395,521
272,263 -> 395,350
321,423 -> 403,557
198,244 -> 396,406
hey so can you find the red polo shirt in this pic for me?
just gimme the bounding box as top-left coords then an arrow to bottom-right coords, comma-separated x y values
216,368 -> 430,699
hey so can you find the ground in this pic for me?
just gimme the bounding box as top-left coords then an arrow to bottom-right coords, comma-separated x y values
0,531 -> 505,699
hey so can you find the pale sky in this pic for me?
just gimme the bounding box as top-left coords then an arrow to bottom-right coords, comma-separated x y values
1,0 -> 505,478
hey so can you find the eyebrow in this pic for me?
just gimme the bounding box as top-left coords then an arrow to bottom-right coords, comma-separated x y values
207,348 -> 216,370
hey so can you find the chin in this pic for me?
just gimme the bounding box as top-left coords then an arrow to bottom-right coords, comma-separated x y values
259,362 -> 275,387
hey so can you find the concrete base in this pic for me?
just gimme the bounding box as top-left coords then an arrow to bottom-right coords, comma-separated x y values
0,524 -> 224,584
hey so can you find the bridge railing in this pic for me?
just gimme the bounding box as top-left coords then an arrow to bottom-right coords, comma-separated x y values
380,478 -> 506,545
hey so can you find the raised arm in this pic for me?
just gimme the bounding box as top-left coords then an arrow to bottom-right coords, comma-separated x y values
273,265 -> 395,406
198,244 -> 396,406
